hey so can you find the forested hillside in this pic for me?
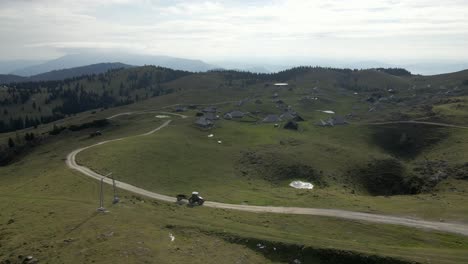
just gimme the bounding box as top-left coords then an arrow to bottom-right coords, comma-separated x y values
0,66 -> 190,132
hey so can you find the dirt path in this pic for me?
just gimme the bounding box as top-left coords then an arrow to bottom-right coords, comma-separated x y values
66,116 -> 468,237
107,111 -> 187,120
106,100 -> 238,120
107,112 -> 133,120
157,112 -> 188,119
367,120 -> 468,129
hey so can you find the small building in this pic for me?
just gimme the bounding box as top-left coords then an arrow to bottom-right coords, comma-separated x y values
237,99 -> 249,106
274,83 -> 289,87
175,106 -> 187,112
202,106 -> 217,113
317,116 -> 348,127
294,115 -> 305,122
204,112 -> 219,120
317,120 -> 329,126
280,112 -> 295,120
224,110 -> 245,120
262,114 -> 281,123
195,117 -> 214,128
331,116 -> 348,125
280,110 -> 305,122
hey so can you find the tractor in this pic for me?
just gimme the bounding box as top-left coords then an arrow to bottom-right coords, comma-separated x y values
176,191 -> 205,206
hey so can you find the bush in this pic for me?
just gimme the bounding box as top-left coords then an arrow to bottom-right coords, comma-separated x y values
68,119 -> 109,131
1,136 -> 41,166
49,124 -> 66,135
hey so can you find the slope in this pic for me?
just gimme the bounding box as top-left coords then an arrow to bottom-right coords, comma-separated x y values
1,101 -> 468,263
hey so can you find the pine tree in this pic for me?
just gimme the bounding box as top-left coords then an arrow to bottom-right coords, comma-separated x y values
8,137 -> 15,148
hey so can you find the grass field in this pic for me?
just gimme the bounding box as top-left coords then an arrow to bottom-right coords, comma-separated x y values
76,111 -> 468,223
2,110 -> 468,264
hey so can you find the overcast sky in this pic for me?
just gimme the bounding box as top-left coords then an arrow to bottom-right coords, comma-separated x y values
1,0 -> 468,63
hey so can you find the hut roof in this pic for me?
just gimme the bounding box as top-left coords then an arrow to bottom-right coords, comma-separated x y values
262,114 -> 281,123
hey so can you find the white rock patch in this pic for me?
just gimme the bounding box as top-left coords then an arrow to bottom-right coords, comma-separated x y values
289,181 -> 314,189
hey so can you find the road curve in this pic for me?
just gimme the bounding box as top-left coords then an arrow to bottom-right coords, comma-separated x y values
107,112 -> 133,120
66,117 -> 468,237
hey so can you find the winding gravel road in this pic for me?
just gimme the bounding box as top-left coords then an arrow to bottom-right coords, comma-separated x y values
66,115 -> 468,237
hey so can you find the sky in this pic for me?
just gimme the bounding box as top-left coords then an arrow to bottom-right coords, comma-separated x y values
1,0 -> 468,63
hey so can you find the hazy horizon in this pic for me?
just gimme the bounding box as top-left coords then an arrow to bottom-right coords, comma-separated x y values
1,50 -> 468,76
1,0 -> 468,63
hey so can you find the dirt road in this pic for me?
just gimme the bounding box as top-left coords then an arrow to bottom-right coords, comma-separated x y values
367,120 -> 468,129
66,116 -> 468,237
106,100 -> 238,120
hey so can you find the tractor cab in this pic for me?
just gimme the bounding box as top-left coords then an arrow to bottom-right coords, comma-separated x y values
191,191 -> 201,199
189,192 -> 204,205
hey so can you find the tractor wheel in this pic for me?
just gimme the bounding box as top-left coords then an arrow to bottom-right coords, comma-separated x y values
198,200 -> 204,206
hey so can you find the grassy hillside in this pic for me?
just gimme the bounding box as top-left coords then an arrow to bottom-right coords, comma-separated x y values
77,103 -> 468,222
1,101 -> 468,263
1,66 -> 468,263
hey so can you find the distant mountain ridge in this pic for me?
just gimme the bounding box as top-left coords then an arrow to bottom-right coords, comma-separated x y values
0,74 -> 27,84
0,60 -> 46,75
11,53 -> 216,76
0,63 -> 132,84
30,62 -> 132,81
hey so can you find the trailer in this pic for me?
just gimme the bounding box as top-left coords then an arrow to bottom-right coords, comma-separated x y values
176,191 -> 205,206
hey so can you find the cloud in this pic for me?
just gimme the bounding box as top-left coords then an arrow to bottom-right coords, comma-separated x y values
0,0 -> 467,61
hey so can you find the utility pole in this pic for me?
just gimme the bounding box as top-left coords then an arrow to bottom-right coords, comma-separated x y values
96,172 -> 113,212
97,178 -> 106,212
111,174 -> 120,204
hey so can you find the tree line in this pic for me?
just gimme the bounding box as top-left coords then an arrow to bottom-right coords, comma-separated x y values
210,66 -> 411,83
